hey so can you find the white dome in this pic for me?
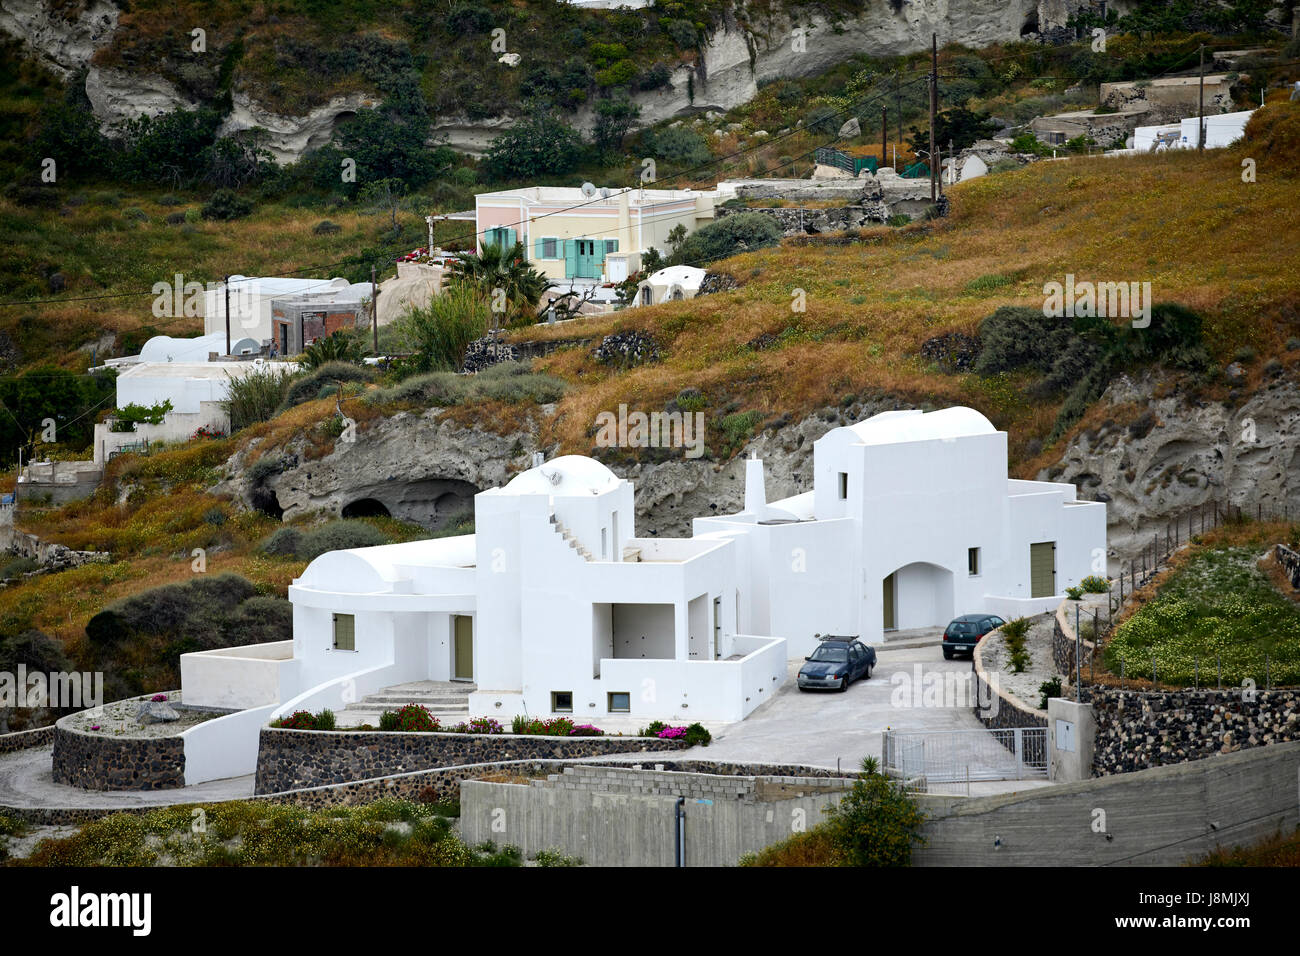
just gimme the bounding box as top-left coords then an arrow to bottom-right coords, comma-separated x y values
503,455 -> 620,497
847,407 -> 995,445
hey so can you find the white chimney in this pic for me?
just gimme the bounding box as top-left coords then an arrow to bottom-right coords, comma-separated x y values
532,452 -> 545,468
744,452 -> 768,519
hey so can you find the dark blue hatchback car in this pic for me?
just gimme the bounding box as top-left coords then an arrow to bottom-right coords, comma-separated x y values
797,637 -> 876,692
942,613 -> 1006,659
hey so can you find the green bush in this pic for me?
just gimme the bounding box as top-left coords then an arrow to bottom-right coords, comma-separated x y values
481,112 -> 584,181
200,188 -> 253,221
1080,574 -> 1110,593
642,125 -> 712,166
278,362 -> 373,413
1066,585 -> 1084,600
366,361 -> 566,409
301,330 -> 366,369
380,703 -> 440,732
224,366 -> 294,431
388,284 -> 489,374
1038,676 -> 1063,709
683,722 -> 711,747
670,212 -> 782,267
822,758 -> 927,866
296,520 -> 390,560
260,526 -> 302,557
0,556 -> 39,580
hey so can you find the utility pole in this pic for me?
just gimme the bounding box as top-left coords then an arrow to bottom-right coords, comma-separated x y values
881,105 -> 888,170
929,33 -> 938,201
1197,43 -> 1206,151
896,70 -> 902,145
370,264 -> 379,355
223,275 -> 231,358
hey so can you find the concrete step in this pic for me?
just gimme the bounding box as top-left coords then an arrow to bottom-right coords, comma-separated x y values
351,695 -> 470,707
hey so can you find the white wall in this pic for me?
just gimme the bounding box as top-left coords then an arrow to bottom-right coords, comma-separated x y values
180,704 -> 277,785
180,640 -> 295,710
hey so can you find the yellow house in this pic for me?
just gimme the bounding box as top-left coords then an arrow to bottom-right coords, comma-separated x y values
473,185 -> 718,283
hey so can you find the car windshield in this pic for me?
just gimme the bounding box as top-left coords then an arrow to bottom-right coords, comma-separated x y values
948,622 -> 978,635
809,647 -> 849,663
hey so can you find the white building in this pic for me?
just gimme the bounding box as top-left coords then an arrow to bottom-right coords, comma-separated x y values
633,265 -> 707,306
203,275 -> 369,346
177,406 -> 1105,785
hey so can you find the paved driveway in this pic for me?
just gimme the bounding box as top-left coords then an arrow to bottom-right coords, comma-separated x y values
700,638 -> 1052,793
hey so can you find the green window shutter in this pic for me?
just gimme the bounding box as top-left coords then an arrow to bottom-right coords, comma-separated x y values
564,239 -> 577,276
534,237 -> 544,259
506,228 -> 517,249
606,239 -> 619,254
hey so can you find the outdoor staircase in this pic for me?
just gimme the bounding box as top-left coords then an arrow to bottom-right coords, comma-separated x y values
338,680 -> 476,727
549,514 -> 593,561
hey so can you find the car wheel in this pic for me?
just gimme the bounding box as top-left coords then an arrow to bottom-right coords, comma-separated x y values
864,664 -> 873,680
942,648 -> 954,660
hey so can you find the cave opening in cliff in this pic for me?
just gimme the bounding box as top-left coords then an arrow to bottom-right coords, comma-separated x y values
341,497 -> 391,519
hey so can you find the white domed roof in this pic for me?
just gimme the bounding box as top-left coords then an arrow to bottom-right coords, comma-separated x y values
503,455 -> 620,497
847,407 -> 995,445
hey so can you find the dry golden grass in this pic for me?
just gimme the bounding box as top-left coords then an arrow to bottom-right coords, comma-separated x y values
508,120 -> 1300,470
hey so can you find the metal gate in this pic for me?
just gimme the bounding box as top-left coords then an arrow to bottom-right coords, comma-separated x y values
882,727 -> 1047,794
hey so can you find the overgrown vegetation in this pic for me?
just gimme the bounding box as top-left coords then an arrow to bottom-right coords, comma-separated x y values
1104,547 -> 1300,687
11,799 -> 520,867
741,757 -> 925,866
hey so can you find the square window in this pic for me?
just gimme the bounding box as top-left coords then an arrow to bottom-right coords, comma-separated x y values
838,472 -> 848,500
608,692 -> 630,713
551,691 -> 573,713
332,613 -> 355,651
968,547 -> 981,576
542,237 -> 558,259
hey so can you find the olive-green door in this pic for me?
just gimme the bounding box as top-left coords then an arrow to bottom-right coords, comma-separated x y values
1030,541 -> 1056,598
453,615 -> 474,680
882,573 -> 896,631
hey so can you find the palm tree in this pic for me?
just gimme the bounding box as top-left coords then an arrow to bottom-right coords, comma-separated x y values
446,241 -> 552,330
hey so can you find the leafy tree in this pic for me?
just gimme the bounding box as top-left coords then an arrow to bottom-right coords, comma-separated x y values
446,241 -> 552,328
481,112 -> 584,181
823,758 -> 926,866
358,177 -> 408,237
113,107 -> 225,187
201,188 -> 254,221
642,125 -> 711,166
334,107 -> 448,190
592,96 -> 640,158
0,367 -> 115,466
669,213 -> 781,267
908,107 -> 997,157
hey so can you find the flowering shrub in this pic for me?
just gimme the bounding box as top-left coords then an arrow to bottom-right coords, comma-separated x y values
1080,575 -> 1110,593
191,425 -> 226,440
274,710 -> 320,730
568,723 -> 605,737
657,726 -> 686,740
642,721 -> 710,746
446,717 -> 504,734
150,693 -> 169,702
379,704 -> 440,733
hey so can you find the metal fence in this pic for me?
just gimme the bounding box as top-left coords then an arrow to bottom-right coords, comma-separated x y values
882,727 -> 1047,795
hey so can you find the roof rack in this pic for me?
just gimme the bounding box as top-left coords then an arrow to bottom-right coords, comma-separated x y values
814,633 -> 858,642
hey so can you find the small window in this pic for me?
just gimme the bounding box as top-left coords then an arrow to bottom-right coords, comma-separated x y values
332,613 -> 355,651
601,527 -> 608,558
551,691 -> 573,713
838,472 -> 848,500
968,547 -> 981,576
608,692 -> 630,713
542,237 -> 558,259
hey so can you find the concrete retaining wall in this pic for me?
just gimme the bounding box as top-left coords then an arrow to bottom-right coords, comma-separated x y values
972,627 -> 1047,734
460,764 -> 856,866
915,739 -> 1300,866
252,726 -> 686,794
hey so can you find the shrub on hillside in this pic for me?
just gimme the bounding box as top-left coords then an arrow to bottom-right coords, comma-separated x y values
200,188 -> 253,221
260,526 -> 303,556
295,520 -> 390,560
1239,101 -> 1300,175
277,362 -> 373,413
480,113 -> 584,181
365,361 -> 566,409
642,125 -> 712,166
669,212 -> 782,267
224,366 -> 294,431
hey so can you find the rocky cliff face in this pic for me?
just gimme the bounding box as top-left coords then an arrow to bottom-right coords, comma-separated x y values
1045,372 -> 1300,558
4,0 -> 1058,162
0,0 -> 118,78
217,371 -> 1300,571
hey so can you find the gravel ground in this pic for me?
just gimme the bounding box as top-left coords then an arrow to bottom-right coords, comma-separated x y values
979,613 -> 1062,713
63,691 -> 218,738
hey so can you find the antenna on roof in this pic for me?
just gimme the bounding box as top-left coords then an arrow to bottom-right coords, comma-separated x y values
532,452 -> 544,468
580,182 -> 598,198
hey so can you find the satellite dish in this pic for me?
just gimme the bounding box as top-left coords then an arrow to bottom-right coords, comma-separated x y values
580,182 -> 598,198
599,186 -> 610,198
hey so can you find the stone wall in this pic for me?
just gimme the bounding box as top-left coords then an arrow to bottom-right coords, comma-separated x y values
0,726 -> 54,755
1088,686 -> 1300,776
252,727 -> 687,794
973,631 -> 1047,733
1277,543 -> 1300,590
716,202 -> 890,236
51,723 -> 184,791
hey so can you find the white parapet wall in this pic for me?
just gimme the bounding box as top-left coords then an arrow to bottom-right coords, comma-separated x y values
180,640 -> 297,710
181,703 -> 279,786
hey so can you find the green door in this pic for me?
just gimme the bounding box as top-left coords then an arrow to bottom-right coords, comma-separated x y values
1030,542 -> 1056,598
574,239 -> 602,278
453,615 -> 474,680
882,573 -> 896,631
